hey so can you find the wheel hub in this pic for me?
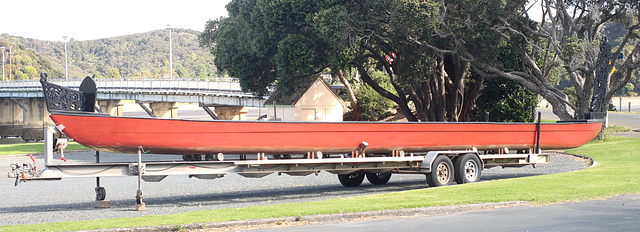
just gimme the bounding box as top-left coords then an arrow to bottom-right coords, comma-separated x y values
437,163 -> 450,183
464,160 -> 477,180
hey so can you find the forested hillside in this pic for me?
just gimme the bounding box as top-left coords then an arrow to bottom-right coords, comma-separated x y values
0,28 -> 217,80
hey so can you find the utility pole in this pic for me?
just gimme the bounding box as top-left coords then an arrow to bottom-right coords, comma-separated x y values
168,25 -> 173,79
63,36 -> 69,80
8,46 -> 11,80
1,47 -> 5,81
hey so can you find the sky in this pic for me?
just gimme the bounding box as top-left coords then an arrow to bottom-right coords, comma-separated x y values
2,0 -> 232,42
2,0 -> 545,42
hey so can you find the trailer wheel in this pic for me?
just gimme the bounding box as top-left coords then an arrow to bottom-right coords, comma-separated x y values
426,155 -> 454,187
182,155 -> 191,161
454,154 -> 482,184
366,173 -> 392,185
338,172 -> 365,187
95,187 -> 106,201
215,153 -> 224,161
191,154 -> 202,161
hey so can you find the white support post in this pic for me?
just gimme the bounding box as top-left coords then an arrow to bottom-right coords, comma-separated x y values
136,148 -> 146,211
44,127 -> 54,166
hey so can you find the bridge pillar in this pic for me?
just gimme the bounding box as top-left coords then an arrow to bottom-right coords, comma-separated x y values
0,97 -> 23,138
22,98 -> 54,141
0,98 -> 53,140
215,106 -> 248,120
150,102 -> 178,118
98,100 -> 126,116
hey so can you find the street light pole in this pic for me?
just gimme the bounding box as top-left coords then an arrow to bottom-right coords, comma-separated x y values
63,36 -> 69,80
8,46 -> 11,80
1,47 -> 5,81
168,25 -> 173,79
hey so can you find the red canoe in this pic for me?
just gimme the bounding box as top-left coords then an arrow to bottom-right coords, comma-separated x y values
49,111 -> 602,155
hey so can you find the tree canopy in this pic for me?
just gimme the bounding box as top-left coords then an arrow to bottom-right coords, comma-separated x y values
202,0 -> 640,121
470,0 -> 640,120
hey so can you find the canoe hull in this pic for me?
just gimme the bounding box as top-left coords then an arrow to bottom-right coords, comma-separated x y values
49,112 -> 602,155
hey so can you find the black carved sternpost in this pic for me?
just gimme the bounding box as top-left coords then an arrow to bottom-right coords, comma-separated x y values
40,72 -> 84,112
40,72 -> 97,113
589,37 -> 614,119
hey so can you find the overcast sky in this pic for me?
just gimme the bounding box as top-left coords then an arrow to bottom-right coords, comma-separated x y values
3,1 -> 544,42
2,0 -> 231,42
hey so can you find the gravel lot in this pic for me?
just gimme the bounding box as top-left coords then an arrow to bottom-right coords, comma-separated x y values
0,152 -> 590,226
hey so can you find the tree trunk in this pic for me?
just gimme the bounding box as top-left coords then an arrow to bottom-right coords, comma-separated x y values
459,76 -> 484,122
335,71 -> 360,120
443,55 -> 469,122
357,65 -> 418,121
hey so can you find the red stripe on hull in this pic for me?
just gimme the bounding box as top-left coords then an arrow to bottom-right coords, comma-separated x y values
50,113 -> 602,155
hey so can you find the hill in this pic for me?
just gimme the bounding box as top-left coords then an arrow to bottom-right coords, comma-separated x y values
0,29 -> 217,80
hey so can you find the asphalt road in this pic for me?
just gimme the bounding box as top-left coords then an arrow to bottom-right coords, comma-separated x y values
0,152 -> 588,226
256,194 -> 640,232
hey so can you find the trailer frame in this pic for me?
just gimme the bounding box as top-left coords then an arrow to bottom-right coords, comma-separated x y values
8,126 -> 549,210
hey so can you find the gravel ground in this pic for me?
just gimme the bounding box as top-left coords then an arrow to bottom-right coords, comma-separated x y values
0,152 -> 590,226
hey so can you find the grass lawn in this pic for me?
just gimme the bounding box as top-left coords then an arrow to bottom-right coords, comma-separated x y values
1,134 -> 638,232
0,139 -> 87,156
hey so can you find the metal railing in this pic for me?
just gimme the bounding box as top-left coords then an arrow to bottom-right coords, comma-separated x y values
0,77 -> 243,93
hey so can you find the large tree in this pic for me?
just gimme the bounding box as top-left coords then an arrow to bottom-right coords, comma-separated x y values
200,0 -> 337,96
460,0 -> 639,120
201,0 -> 492,122
202,0 -> 639,121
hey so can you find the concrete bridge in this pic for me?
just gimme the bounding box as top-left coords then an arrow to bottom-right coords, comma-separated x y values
0,78 -> 267,140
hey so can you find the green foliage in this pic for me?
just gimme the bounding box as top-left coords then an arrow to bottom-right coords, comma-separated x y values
472,44 -> 538,122
563,86 -> 578,106
92,73 -> 105,79
472,78 -> 538,122
23,66 -> 38,79
195,64 -> 210,78
106,68 -> 121,79
355,72 -> 395,121
14,70 -> 28,80
175,64 -> 189,78
0,35 -> 63,80
561,36 -> 586,59
200,0 -> 339,95
622,83 -> 636,96
0,29 -> 216,80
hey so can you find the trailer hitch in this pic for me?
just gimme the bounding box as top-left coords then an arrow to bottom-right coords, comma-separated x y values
9,163 -> 37,186
8,155 -> 38,186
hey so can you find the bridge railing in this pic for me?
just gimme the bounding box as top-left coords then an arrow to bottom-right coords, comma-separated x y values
0,77 -> 243,93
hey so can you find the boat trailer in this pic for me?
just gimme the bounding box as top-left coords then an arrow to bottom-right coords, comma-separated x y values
8,126 -> 549,210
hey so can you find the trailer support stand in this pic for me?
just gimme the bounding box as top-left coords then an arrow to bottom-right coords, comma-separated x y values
94,151 -> 110,208
136,147 -> 146,211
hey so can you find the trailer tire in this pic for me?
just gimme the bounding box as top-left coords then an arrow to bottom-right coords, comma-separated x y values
191,154 -> 202,161
366,173 -> 392,185
338,172 -> 365,187
182,155 -> 191,161
95,187 -> 106,201
454,154 -> 482,184
426,155 -> 454,187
